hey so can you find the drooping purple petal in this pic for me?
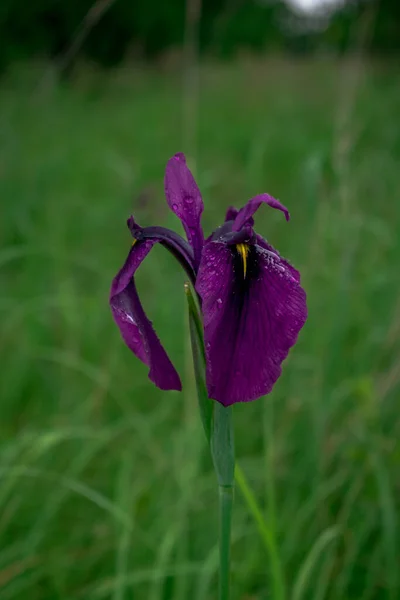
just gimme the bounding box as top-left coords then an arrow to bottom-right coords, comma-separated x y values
196,241 -> 307,405
164,153 -> 204,268
110,241 -> 181,391
233,193 -> 290,231
128,221 -> 197,286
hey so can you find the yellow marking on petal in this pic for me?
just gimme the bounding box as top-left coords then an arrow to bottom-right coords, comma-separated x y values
132,238 -> 138,247
236,243 -> 249,279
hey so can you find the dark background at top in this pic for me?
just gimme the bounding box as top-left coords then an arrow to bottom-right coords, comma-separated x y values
0,0 -> 399,71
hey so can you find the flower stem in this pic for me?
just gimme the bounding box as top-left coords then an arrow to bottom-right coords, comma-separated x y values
184,283 -> 235,600
219,484 -> 234,600
211,403 -> 235,600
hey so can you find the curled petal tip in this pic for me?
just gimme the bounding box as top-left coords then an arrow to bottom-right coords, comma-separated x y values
127,215 -> 141,232
233,193 -> 290,231
267,196 -> 290,221
173,152 -> 186,163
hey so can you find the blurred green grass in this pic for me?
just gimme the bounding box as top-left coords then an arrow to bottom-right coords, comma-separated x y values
0,58 -> 399,599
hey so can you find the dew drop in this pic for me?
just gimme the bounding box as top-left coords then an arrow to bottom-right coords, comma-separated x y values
217,298 -> 222,305
172,203 -> 178,210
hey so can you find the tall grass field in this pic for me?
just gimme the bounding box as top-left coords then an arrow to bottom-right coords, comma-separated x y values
0,58 -> 399,599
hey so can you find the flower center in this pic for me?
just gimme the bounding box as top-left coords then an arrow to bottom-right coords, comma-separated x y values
236,243 -> 249,279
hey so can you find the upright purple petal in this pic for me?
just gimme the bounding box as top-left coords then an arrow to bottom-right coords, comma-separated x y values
196,241 -> 307,405
225,205 -> 254,227
110,241 -> 181,391
225,206 -> 238,222
164,153 -> 204,268
233,194 -> 290,231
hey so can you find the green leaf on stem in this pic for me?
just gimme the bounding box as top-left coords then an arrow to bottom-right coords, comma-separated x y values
211,403 -> 234,488
184,282 -> 213,443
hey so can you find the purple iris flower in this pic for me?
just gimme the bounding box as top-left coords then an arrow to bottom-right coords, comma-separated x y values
110,153 -> 307,406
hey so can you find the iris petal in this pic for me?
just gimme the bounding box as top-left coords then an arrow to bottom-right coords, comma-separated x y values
233,193 -> 290,231
196,241 -> 307,405
256,234 -> 301,283
225,205 -> 254,227
164,153 -> 204,268
128,221 -> 197,285
225,206 -> 238,222
110,241 -> 182,391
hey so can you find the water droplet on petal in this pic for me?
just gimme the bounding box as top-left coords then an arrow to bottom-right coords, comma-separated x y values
172,203 -> 178,210
217,298 -> 222,305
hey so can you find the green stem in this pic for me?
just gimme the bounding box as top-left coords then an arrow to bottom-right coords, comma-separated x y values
184,283 -> 235,600
211,403 -> 235,600
184,282 -> 212,442
219,484 -> 234,600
